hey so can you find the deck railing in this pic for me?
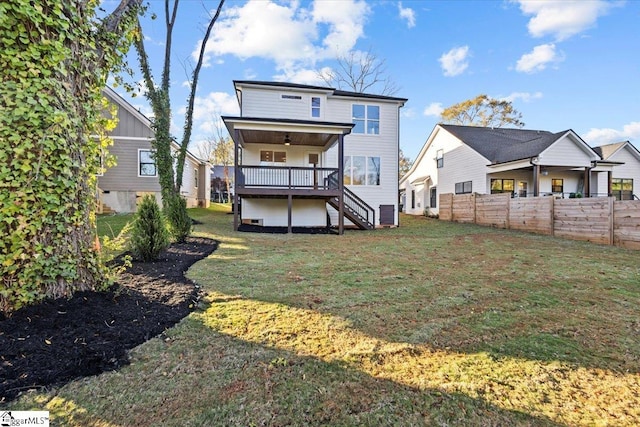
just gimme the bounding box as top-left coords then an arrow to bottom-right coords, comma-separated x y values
237,165 -> 339,190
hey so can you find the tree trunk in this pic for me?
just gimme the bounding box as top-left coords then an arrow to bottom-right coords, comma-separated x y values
0,0 -> 140,314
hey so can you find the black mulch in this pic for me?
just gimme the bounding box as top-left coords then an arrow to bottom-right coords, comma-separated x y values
0,236 -> 218,403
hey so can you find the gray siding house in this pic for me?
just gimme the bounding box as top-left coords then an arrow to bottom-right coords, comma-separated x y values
98,87 -> 210,213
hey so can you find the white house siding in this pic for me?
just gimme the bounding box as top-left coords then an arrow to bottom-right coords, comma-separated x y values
242,199 -> 326,227
239,86 -> 330,121
325,98 -> 401,226
539,135 -> 593,167
596,145 -> 640,197
438,143 -> 489,198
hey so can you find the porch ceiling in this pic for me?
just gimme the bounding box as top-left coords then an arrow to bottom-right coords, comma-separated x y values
237,129 -> 337,147
222,116 -> 354,149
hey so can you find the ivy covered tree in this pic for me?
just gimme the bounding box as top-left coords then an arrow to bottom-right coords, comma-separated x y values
0,0 -> 141,314
134,0 -> 225,242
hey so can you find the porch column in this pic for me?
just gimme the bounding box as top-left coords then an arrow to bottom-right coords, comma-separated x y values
233,129 -> 240,231
583,167 -> 591,197
533,163 -> 540,197
338,134 -> 345,235
287,194 -> 293,234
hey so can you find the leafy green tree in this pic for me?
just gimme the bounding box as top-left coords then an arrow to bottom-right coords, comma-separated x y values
130,195 -> 169,261
134,0 -> 225,230
0,0 -> 140,314
440,94 -> 525,128
399,148 -> 413,180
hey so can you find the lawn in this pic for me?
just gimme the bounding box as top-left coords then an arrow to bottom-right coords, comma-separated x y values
10,203 -> 640,426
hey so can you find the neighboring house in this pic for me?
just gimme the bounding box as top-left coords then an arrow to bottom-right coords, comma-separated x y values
222,80 -> 407,233
211,165 -> 234,202
400,124 -> 619,215
97,87 -> 210,213
593,141 -> 640,200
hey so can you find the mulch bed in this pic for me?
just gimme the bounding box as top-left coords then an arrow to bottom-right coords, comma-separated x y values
0,236 -> 218,403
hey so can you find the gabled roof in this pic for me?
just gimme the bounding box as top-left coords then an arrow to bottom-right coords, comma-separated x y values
233,80 -> 407,103
441,124 -> 581,164
102,86 -> 208,165
593,141 -> 640,161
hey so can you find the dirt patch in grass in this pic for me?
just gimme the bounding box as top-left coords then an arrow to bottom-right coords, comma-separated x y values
0,236 -> 217,403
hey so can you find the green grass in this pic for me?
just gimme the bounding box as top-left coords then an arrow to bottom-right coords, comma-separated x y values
96,213 -> 134,240
11,204 -> 640,426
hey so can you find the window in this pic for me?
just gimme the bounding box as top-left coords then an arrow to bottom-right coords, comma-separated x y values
260,150 -> 286,165
436,149 -> 443,168
311,97 -> 321,118
343,156 -> 380,185
352,104 -> 380,135
194,169 -> 198,188
491,179 -> 514,195
139,150 -> 156,177
430,187 -> 437,208
411,190 -> 415,209
612,178 -> 633,200
551,178 -> 563,194
455,181 -> 472,194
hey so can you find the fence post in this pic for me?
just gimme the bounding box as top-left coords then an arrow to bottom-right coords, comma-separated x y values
473,193 -> 477,224
609,196 -> 614,246
550,196 -> 555,237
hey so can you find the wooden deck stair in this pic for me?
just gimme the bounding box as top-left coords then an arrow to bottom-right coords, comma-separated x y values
325,173 -> 375,230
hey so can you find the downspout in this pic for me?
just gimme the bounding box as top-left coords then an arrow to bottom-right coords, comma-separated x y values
585,162 -> 595,197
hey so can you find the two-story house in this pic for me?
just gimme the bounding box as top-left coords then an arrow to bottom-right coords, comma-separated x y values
98,87 -> 211,213
222,81 -> 407,234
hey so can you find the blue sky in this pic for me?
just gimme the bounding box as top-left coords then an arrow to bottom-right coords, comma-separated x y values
108,0 -> 640,161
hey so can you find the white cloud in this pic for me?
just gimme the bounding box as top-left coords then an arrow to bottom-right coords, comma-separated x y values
439,46 -> 470,77
515,43 -> 563,73
178,91 -> 240,136
273,66 -> 326,86
423,102 -> 444,117
197,0 -> 370,70
501,91 -> 543,103
401,108 -> 416,119
514,0 -> 615,41
583,122 -> 640,146
398,2 -> 416,28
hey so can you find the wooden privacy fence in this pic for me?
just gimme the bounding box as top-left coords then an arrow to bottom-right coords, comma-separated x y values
439,193 -> 640,249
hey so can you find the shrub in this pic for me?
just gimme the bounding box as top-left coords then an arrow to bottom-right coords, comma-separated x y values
129,195 -> 169,261
165,195 -> 192,243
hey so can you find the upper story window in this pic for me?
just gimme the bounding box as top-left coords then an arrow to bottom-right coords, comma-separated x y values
139,149 -> 157,177
352,104 -> 380,135
436,149 -> 444,168
311,97 -> 321,118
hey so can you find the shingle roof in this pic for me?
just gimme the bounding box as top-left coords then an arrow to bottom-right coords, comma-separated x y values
592,141 -> 627,160
440,124 -> 568,164
233,80 -> 407,102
